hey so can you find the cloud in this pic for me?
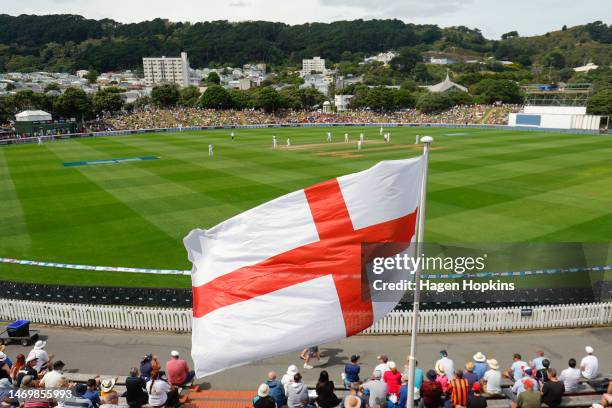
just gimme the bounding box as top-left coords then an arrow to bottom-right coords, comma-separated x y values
318,0 -> 472,18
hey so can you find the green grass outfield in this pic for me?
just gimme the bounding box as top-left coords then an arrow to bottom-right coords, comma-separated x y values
1,126 -> 611,289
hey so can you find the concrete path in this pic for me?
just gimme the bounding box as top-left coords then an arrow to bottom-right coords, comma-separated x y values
1,323 -> 610,390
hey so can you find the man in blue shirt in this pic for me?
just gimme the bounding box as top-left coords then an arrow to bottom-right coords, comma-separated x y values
473,352 -> 488,380
344,355 -> 361,389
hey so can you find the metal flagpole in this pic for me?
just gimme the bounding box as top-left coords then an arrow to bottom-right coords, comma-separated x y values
406,135 -> 433,408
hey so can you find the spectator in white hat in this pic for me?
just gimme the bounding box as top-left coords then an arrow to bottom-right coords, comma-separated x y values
472,352 -> 487,380
27,340 -> 52,372
16,356 -> 39,387
482,359 -> 502,397
580,347 -> 598,379
165,350 -> 194,387
282,364 -> 299,395
252,383 -> 276,408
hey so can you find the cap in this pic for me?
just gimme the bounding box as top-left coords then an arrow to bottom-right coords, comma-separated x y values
585,346 -> 594,354
472,383 -> 481,392
170,350 -> 180,357
388,361 -> 396,369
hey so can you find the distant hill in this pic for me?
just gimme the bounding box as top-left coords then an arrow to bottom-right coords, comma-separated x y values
0,14 -> 609,73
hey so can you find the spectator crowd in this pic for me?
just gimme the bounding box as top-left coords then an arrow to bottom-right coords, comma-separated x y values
1,341 -> 609,408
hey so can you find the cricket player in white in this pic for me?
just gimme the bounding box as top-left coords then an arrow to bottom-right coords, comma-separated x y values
344,133 -> 349,143
379,126 -> 383,135
386,133 -> 391,143
208,144 -> 213,157
357,140 -> 362,150
360,133 -> 364,142
37,136 -> 42,146
415,135 -> 420,145
272,136 -> 277,149
231,132 -> 235,140
326,132 -> 332,142
287,138 -> 291,147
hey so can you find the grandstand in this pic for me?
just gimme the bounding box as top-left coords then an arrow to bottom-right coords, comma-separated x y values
509,84 -> 608,131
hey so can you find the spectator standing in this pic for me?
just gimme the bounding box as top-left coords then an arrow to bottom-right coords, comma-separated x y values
287,373 -> 308,408
265,371 -> 286,408
384,362 -> 402,396
363,370 -> 387,408
165,351 -> 195,387
516,380 -> 541,408
482,359 -> 502,397
124,368 -> 148,408
558,359 -> 581,393
580,346 -> 598,379
472,353 -> 487,380
435,351 -> 455,379
541,369 -> 564,408
253,384 -> 276,408
315,370 -> 339,408
466,383 -> 487,408
421,370 -> 443,408
449,370 -> 469,408
344,355 -> 361,389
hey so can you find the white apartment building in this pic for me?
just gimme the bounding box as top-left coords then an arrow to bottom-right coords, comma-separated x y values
143,52 -> 191,87
301,57 -> 326,74
334,94 -> 354,111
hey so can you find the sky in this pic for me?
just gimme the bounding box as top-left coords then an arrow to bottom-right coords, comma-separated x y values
1,0 -> 610,39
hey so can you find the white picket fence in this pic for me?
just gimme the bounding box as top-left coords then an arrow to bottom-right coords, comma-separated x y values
0,299 -> 610,334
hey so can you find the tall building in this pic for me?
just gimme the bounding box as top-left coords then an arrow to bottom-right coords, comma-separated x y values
301,57 -> 326,74
143,52 -> 191,87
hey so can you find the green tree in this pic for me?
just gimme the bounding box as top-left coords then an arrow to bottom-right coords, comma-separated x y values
151,84 -> 180,107
469,79 -> 523,103
392,89 -> 415,109
587,88 -> 612,115
501,31 -> 519,40
366,87 -> 395,111
206,72 -> 221,85
179,86 -> 201,107
84,70 -> 99,84
44,82 -> 60,92
200,85 -> 231,109
92,87 -> 124,114
228,89 -> 253,109
542,51 -> 566,69
254,87 -> 281,112
413,64 -> 433,84
299,87 -> 325,109
391,47 -> 422,73
416,92 -> 454,113
54,87 -> 92,121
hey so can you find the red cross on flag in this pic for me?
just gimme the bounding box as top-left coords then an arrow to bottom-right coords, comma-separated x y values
184,156 -> 426,377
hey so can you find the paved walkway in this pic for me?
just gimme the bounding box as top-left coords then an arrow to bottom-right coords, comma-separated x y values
1,324 -> 610,390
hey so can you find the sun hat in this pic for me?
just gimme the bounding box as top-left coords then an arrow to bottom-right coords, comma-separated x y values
435,362 -> 445,376
466,362 -> 474,372
473,352 -> 486,362
257,383 -> 269,398
101,378 -> 116,393
25,355 -> 38,364
487,359 -> 499,370
34,340 -> 46,349
170,350 -> 180,357
388,361 -> 396,370
287,364 -> 299,376
585,346 -> 594,354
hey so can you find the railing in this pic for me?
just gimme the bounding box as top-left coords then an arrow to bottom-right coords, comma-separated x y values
1,299 -> 610,334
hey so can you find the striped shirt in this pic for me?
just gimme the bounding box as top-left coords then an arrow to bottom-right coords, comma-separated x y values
449,378 -> 469,407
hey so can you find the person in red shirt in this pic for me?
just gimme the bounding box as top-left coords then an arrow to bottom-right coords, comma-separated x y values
384,361 -> 402,396
165,350 -> 195,386
421,369 -> 443,408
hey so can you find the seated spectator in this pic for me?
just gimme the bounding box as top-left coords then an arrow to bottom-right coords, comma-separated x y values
464,362 -> 479,390
0,347 -> 11,370
340,384 -> 366,408
421,370 -> 443,408
165,351 -> 194,387
0,377 -> 18,408
384,362 -> 402,396
99,390 -> 127,408
253,383 -> 276,408
282,365 -> 299,395
398,374 -> 413,408
27,341 -> 52,373
506,354 -> 528,381
124,368 -> 148,408
146,371 -> 175,408
541,369 -> 564,408
559,358 -> 581,393
16,356 -> 39,387
9,355 -> 25,382
0,354 -> 9,383
287,373 -> 308,408
40,360 -> 67,388
61,383 -> 94,408
100,378 -> 119,401
580,347 -> 598,379
139,355 -> 160,382
435,350 -> 455,379
531,351 -> 547,371
482,359 -> 502,397
472,353 -> 487,380
515,380 -> 541,408
467,383 -> 487,408
535,360 -> 550,385
21,375 -> 53,408
344,355 -> 361,389
402,359 -> 424,390
505,372 -> 539,402
315,370 -> 339,408
265,371 -> 286,408
449,370 -> 469,408
363,370 -> 387,408
600,380 -> 612,408
375,355 -> 390,376
83,379 -> 101,408
434,364 -> 449,394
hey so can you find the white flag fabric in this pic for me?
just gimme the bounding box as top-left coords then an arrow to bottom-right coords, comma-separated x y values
184,156 -> 425,377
